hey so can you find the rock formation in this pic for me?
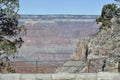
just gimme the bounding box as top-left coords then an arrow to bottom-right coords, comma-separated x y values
56,16 -> 120,73
17,15 -> 99,61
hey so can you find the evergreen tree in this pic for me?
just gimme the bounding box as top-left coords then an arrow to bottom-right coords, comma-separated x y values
115,0 -> 120,5
0,0 -> 25,73
96,4 -> 119,30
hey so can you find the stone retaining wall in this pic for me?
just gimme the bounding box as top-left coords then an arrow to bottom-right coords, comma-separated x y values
0,72 -> 120,80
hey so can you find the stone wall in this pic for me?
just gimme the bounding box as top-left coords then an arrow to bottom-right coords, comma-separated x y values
0,72 -> 119,80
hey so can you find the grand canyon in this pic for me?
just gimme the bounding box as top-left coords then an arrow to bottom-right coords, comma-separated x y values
13,15 -> 100,62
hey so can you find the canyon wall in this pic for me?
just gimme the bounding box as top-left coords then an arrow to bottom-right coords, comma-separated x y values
15,15 -> 99,61
57,17 -> 120,73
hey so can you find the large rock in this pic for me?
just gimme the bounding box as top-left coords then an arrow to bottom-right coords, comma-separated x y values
70,41 -> 87,60
80,17 -> 120,72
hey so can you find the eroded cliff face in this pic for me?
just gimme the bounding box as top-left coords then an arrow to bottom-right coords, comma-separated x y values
70,41 -> 87,60
56,17 -> 120,73
17,15 -> 99,61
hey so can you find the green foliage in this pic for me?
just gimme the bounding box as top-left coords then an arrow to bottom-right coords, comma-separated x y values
0,0 -> 25,73
96,4 -> 119,31
7,63 -> 16,73
116,8 -> 120,14
101,4 -> 117,19
114,0 -> 120,3
0,0 -> 21,54
99,20 -> 112,30
0,0 -> 19,36
0,62 -> 16,73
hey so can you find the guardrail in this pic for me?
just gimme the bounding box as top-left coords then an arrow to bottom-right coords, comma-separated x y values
0,60 -> 67,73
0,60 -> 119,73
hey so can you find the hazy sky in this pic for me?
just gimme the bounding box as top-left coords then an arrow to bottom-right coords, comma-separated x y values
19,0 -> 115,15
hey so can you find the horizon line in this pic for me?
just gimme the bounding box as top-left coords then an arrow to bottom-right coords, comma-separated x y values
20,14 -> 100,16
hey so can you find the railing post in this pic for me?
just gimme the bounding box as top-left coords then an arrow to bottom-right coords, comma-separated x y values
87,60 -> 90,72
36,60 -> 38,73
118,61 -> 120,72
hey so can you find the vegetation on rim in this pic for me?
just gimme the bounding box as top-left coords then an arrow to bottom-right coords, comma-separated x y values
0,0 -> 25,73
96,3 -> 120,30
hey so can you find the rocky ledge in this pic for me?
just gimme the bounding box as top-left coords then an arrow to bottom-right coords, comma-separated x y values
56,17 -> 120,73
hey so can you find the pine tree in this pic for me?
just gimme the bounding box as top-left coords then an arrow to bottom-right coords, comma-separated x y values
96,4 -> 118,30
0,0 -> 25,73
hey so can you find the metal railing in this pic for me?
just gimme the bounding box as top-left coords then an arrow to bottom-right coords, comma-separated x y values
0,59 -> 119,73
0,60 -> 68,73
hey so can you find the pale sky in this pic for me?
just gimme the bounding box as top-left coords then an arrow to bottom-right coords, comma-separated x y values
19,0 -> 115,15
